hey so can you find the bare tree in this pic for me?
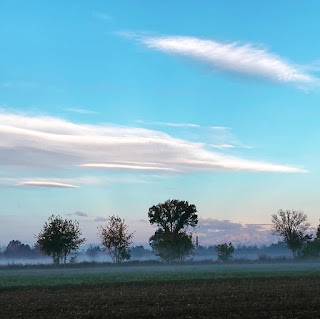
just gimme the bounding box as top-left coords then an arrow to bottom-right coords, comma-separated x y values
271,209 -> 310,257
98,215 -> 133,263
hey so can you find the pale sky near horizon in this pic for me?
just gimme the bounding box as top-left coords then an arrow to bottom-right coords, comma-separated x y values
1,1 -> 320,247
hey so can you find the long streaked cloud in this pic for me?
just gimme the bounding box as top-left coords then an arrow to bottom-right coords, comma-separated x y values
0,111 -> 306,175
17,181 -> 79,188
137,34 -> 316,85
0,175 -> 151,188
80,163 -> 178,172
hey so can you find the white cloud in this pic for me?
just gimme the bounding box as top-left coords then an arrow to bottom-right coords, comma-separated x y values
139,35 -> 316,85
17,181 -> 79,188
0,111 -> 306,174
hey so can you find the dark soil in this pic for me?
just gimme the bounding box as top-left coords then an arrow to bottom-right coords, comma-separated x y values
1,276 -> 319,318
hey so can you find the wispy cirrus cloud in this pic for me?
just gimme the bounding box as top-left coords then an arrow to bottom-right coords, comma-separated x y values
0,111 -> 306,175
136,120 -> 200,128
136,34 -> 317,86
136,121 -> 250,149
64,108 -> 98,115
210,126 -> 231,131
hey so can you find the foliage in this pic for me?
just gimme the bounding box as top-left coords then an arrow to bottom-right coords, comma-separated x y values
301,224 -> 320,258
148,199 -> 198,233
148,199 -> 198,262
37,215 -> 86,264
215,242 -> 235,262
149,229 -> 194,262
98,215 -> 133,263
271,209 -> 310,257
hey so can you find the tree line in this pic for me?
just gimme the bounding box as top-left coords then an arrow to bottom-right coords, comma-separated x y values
2,200 -> 320,264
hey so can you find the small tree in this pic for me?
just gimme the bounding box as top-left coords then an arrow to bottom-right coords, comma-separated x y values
4,240 -> 32,258
37,215 -> 86,264
215,242 -> 234,262
271,209 -> 310,257
148,199 -> 198,262
98,215 -> 133,263
301,223 -> 320,258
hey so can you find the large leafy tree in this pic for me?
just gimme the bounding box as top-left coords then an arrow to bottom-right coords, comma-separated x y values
37,215 -> 86,264
148,199 -> 198,262
271,209 -> 310,257
149,229 -> 194,262
98,215 -> 133,263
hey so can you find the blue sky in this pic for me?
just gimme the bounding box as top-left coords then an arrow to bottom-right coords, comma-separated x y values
1,1 -> 320,246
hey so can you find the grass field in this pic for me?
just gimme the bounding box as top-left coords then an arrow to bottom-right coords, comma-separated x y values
1,262 -> 320,287
1,262 -> 320,318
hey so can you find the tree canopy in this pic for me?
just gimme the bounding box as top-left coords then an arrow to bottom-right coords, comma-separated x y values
37,215 -> 86,264
148,199 -> 198,234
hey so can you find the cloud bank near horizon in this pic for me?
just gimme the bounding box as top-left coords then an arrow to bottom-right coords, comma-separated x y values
0,111 -> 306,188
118,218 -> 276,246
137,34 -> 317,86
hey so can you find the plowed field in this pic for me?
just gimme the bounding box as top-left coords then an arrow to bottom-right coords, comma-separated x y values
1,276 -> 320,318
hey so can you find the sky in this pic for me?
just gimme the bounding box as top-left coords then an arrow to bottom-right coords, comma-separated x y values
1,1 -> 320,247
